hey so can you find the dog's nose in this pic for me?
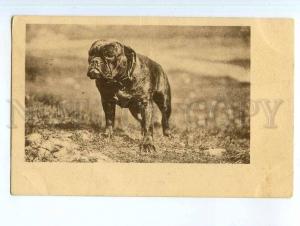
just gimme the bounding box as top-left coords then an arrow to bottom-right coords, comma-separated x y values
87,71 -> 92,78
87,68 -> 100,79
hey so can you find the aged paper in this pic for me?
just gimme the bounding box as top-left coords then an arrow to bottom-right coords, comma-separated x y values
11,16 -> 293,196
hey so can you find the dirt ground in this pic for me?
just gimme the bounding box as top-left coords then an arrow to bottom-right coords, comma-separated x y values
25,127 -> 249,163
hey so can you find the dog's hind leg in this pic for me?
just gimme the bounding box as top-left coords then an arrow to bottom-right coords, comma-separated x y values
153,90 -> 171,136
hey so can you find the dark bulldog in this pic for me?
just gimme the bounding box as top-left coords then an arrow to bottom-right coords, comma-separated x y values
87,40 -> 172,152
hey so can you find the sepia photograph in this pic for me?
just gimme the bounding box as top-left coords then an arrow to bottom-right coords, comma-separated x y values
24,24 -> 250,163
2,3 -> 296,224
11,16 -> 293,197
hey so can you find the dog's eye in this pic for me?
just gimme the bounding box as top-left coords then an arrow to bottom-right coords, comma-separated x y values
102,49 -> 114,56
104,52 -> 115,58
104,55 -> 115,61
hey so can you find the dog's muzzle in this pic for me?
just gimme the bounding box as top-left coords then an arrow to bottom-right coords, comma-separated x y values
87,68 -> 102,79
87,66 -> 113,80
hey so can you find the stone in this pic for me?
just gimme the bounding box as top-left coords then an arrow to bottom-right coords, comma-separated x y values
203,148 -> 226,158
26,133 -> 42,146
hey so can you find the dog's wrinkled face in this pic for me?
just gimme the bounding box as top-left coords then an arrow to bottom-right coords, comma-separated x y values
87,41 -> 127,80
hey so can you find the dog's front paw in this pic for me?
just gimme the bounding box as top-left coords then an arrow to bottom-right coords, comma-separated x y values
139,136 -> 156,153
103,126 -> 113,140
163,128 -> 172,137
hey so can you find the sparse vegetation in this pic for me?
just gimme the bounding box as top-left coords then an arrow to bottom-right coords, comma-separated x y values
25,85 -> 250,163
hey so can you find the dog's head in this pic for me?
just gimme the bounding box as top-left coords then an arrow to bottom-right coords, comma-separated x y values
87,40 -> 136,81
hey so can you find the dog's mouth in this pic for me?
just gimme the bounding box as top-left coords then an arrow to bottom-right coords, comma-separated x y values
87,68 -> 114,80
87,68 -> 101,79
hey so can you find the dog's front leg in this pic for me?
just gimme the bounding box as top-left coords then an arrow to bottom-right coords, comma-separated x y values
102,100 -> 116,139
139,100 -> 156,152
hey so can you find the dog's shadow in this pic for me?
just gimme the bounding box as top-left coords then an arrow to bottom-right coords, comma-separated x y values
115,128 -> 139,144
94,127 -> 139,144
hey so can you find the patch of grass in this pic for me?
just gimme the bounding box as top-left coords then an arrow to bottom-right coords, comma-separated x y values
25,90 -> 250,163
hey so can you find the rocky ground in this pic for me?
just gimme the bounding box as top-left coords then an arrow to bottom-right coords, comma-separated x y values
25,126 -> 250,163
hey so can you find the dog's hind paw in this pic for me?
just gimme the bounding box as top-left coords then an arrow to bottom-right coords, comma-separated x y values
163,128 -> 172,137
103,126 -> 114,139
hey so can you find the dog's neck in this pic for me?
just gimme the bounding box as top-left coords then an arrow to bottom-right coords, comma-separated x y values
97,56 -> 137,92
113,57 -> 137,90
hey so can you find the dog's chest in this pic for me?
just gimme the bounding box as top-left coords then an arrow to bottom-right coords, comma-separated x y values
115,85 -> 147,108
115,89 -> 133,108
115,60 -> 151,107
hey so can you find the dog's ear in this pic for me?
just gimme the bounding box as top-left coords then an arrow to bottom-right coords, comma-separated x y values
123,45 -> 136,79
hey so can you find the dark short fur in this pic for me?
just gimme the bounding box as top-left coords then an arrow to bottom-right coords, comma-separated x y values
87,40 -> 171,152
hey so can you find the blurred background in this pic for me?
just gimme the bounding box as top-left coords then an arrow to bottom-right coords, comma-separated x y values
26,24 -> 250,125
